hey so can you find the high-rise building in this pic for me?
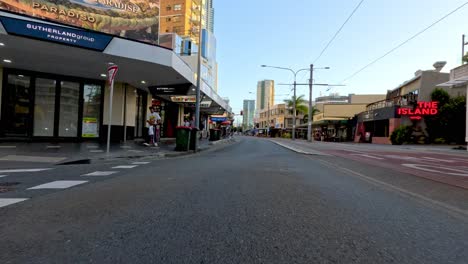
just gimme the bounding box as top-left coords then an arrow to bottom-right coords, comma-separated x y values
206,0 -> 215,33
243,100 -> 255,129
256,80 -> 275,111
160,0 -> 205,45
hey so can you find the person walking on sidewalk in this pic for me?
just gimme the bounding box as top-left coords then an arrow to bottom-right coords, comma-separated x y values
144,107 -> 161,147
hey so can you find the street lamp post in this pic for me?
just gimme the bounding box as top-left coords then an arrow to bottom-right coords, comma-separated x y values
261,65 -> 329,140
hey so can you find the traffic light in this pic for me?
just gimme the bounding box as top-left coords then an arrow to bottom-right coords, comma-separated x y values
240,111 -> 243,116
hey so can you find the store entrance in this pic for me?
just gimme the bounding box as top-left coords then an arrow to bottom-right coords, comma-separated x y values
2,74 -> 32,137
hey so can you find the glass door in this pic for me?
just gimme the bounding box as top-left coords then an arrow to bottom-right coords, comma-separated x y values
82,84 -> 102,138
59,81 -> 80,137
33,78 -> 56,137
3,74 -> 32,137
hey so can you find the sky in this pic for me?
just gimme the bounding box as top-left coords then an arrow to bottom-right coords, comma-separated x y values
213,0 -> 468,122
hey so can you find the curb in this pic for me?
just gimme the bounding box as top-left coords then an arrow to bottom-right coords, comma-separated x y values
270,140 -> 328,156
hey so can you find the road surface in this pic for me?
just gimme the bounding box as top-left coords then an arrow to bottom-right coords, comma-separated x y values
1,137 -> 468,263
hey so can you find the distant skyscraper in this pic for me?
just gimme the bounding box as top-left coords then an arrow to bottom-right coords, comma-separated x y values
206,0 -> 215,33
256,80 -> 275,111
243,100 -> 255,129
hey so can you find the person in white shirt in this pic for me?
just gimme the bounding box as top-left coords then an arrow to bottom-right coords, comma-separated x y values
144,107 -> 161,147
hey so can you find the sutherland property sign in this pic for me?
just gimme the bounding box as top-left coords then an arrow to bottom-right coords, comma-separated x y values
0,0 -> 160,44
397,101 -> 439,120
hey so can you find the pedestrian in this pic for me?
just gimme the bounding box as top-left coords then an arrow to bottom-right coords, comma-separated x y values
144,107 -> 160,147
184,118 -> 190,127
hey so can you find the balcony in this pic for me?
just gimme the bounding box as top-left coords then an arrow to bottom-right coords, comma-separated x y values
366,94 -> 418,111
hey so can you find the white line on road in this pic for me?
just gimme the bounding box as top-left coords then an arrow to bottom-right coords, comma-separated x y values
89,150 -> 104,153
0,175 -> 7,178
0,168 -> 52,173
402,164 -> 468,177
46,145 -> 61,149
0,155 -> 66,163
132,162 -> 150,165
28,180 -> 88,190
421,157 -> 455,163
351,154 -> 384,160
112,165 -> 138,169
0,198 -> 28,208
270,140 -> 329,156
82,171 -> 118,177
0,146 -> 16,149
314,158 -> 468,220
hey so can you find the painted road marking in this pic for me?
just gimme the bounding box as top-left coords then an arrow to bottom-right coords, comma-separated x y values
351,154 -> 384,160
89,150 -> 104,153
132,162 -> 150,165
120,146 -> 132,149
402,164 -> 468,177
86,145 -> 100,149
0,168 -> 52,173
0,155 -> 66,163
112,165 -> 138,169
46,145 -> 61,149
313,158 -> 468,220
0,146 -> 16,149
128,150 -> 144,153
82,171 -> 118,177
0,198 -> 28,208
28,180 -> 88,190
421,157 -> 455,163
0,175 -> 6,178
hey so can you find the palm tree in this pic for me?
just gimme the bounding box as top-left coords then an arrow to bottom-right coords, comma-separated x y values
284,95 -> 308,116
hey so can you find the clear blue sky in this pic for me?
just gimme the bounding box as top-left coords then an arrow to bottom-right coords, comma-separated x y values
213,0 -> 468,117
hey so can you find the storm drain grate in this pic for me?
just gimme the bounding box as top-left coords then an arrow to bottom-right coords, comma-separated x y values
0,182 -> 20,193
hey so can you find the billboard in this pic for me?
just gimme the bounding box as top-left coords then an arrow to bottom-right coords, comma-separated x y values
0,0 -> 160,44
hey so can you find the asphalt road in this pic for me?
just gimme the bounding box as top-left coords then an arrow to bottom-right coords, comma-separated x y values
1,137 -> 468,264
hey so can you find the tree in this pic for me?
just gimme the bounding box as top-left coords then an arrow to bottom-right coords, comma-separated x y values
284,95 -> 308,116
425,89 -> 466,144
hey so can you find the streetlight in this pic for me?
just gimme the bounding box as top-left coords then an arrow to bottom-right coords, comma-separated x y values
261,65 -> 329,140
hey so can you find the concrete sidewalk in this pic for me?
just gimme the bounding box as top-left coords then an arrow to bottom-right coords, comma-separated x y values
0,137 -> 236,167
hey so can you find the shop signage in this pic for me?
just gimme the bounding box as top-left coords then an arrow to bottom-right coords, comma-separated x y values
0,16 -> 113,50
171,96 -> 196,103
397,101 -> 438,120
211,117 -> 227,122
151,86 -> 190,96
0,0 -> 160,44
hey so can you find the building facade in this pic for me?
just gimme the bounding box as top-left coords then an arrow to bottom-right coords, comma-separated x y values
0,0 -> 230,142
354,62 -> 452,144
256,80 -> 274,112
242,100 -> 255,130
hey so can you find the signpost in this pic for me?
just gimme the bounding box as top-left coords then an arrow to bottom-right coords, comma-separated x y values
106,64 -> 118,155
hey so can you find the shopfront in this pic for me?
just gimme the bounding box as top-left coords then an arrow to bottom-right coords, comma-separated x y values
1,68 -> 104,140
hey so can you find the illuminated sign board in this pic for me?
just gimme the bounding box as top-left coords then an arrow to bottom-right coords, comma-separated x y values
397,101 -> 438,120
0,0 -> 160,44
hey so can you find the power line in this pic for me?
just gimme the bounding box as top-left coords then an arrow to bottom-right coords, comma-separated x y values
313,0 -> 365,64
341,1 -> 468,84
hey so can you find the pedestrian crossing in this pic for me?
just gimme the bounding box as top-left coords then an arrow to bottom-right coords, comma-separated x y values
0,160 -> 153,209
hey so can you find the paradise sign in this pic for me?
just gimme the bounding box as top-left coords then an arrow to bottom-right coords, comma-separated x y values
0,0 -> 160,44
397,101 -> 439,120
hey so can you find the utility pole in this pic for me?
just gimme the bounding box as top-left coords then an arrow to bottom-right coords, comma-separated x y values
292,80 -> 297,140
194,1 -> 203,152
308,64 -> 314,142
463,34 -> 467,64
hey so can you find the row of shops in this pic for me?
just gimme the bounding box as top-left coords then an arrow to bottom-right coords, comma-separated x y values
0,11 -> 232,142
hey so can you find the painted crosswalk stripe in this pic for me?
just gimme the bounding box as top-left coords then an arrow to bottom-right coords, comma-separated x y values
132,162 -> 150,165
0,198 -> 28,208
82,171 -> 118,177
0,175 -> 6,178
90,150 -> 104,153
0,168 -> 52,173
0,155 -> 66,163
112,165 -> 138,169
28,180 -> 88,190
0,146 -> 16,149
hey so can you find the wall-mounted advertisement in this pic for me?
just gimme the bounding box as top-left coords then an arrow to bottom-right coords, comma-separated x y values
0,0 -> 160,44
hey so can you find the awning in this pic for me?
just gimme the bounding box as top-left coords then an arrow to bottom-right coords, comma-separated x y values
437,77 -> 468,87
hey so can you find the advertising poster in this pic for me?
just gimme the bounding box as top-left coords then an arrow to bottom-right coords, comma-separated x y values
82,117 -> 98,138
0,0 -> 160,44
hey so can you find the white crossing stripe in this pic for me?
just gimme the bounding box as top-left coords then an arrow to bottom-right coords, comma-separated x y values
120,146 -> 132,149
0,146 -> 16,149
132,162 -> 150,165
0,155 -> 66,163
0,175 -> 6,178
89,150 -> 104,153
128,150 -> 144,153
28,180 -> 88,190
82,171 -> 118,176
86,145 -> 100,149
46,145 -> 61,149
0,198 -> 28,208
0,168 -> 52,173
112,165 -> 138,169
351,154 -> 384,160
